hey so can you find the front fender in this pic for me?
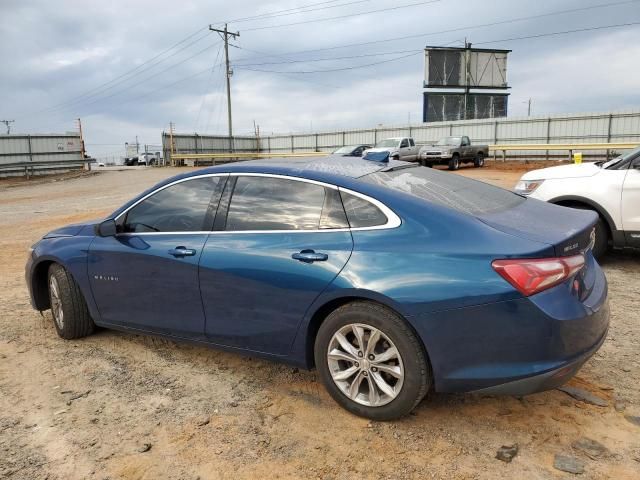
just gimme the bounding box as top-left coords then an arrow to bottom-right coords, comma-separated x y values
27,236 -> 100,321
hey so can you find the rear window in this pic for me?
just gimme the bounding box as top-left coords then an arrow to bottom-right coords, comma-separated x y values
363,167 -> 524,215
340,191 -> 387,228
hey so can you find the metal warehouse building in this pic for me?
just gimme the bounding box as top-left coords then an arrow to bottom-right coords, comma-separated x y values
0,133 -> 88,177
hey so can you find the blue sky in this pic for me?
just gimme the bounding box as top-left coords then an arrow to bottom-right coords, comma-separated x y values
1,0 -> 639,157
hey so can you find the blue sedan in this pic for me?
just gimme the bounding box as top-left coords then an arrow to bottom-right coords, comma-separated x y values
26,155 -> 609,420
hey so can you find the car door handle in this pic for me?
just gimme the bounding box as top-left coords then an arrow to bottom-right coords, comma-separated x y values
168,246 -> 197,257
292,250 -> 328,263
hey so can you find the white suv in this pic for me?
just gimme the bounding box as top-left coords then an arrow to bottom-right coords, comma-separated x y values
515,146 -> 640,258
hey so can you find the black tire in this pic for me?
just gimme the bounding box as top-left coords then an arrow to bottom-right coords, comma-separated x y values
563,204 -> 611,260
474,152 -> 485,168
448,154 -> 460,171
591,216 -> 609,259
48,264 -> 94,340
315,301 -> 431,420
392,155 -> 400,161
566,206 -> 610,259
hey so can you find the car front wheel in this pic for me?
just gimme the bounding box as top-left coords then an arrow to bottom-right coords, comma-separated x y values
564,206 -> 610,259
315,301 -> 431,420
448,155 -> 460,171
48,264 -> 94,339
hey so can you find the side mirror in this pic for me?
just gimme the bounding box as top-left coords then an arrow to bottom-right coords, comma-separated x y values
95,219 -> 117,237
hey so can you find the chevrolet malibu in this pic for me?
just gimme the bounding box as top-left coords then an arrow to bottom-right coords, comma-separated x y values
26,156 -> 609,420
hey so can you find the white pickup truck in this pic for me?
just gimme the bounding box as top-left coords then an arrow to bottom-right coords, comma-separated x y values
366,137 -> 420,162
515,146 -> 640,258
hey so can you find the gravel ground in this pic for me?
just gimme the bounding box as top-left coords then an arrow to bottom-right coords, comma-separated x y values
1,164 -> 638,480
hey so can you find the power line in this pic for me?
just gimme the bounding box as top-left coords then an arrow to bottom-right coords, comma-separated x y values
474,21 -> 640,45
38,33 -> 216,117
234,48 -> 424,66
16,27 -> 211,119
237,20 -> 639,75
213,0 -> 371,26
48,40 -> 223,117
236,0 -> 639,56
244,0 -> 441,31
194,45 -> 224,131
205,67 -> 229,134
95,60 -> 225,111
237,51 -> 421,74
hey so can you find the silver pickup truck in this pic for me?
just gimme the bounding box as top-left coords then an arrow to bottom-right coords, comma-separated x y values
365,137 -> 420,162
418,136 -> 489,170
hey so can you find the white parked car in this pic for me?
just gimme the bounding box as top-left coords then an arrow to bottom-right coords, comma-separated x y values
515,146 -> 640,258
138,152 -> 159,166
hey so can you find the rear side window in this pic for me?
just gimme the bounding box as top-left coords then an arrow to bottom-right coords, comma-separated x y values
124,177 -> 222,232
364,167 -> 524,215
340,191 -> 388,228
226,176 -> 349,231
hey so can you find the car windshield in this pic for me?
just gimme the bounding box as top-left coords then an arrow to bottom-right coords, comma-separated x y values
375,139 -> 400,148
599,146 -> 640,169
333,146 -> 357,154
364,166 -> 524,215
436,137 -> 461,146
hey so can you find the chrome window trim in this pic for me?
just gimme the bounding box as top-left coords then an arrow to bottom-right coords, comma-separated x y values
113,173 -> 230,222
114,172 -> 401,236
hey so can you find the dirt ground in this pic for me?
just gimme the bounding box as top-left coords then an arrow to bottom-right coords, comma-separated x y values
1,163 -> 638,480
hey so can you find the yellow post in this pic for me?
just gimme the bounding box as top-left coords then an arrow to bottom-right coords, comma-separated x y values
574,152 -> 583,164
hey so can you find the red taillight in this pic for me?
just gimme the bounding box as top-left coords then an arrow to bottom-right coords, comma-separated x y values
492,254 -> 585,296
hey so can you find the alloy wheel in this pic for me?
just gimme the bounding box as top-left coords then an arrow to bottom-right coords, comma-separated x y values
327,323 -> 404,407
49,276 -> 64,329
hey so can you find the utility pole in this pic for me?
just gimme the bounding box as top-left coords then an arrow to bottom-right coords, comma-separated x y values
77,118 -> 86,158
169,122 -> 176,166
209,23 -> 239,152
1,120 -> 15,135
463,39 -> 472,120
253,119 -> 260,152
135,135 -> 140,154
527,98 -> 532,116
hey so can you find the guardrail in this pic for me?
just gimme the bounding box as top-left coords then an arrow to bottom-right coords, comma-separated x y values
171,152 -> 329,159
169,142 -> 639,165
489,142 -> 638,161
169,151 -> 330,166
0,159 -> 95,178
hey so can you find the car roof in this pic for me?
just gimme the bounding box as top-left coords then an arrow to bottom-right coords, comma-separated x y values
109,156 -> 417,219
181,155 -> 414,183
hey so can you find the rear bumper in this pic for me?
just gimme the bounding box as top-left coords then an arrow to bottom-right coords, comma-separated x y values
411,258 -> 609,394
471,318 -> 608,395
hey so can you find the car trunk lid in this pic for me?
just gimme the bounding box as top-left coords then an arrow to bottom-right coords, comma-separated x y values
477,197 -> 597,257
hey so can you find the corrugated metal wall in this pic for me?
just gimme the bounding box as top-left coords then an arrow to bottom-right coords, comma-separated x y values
164,110 -> 640,161
0,134 -> 85,176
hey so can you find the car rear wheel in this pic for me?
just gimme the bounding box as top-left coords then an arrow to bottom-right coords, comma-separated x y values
448,154 -> 460,171
48,264 -> 94,339
315,301 -> 431,420
474,152 -> 485,168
